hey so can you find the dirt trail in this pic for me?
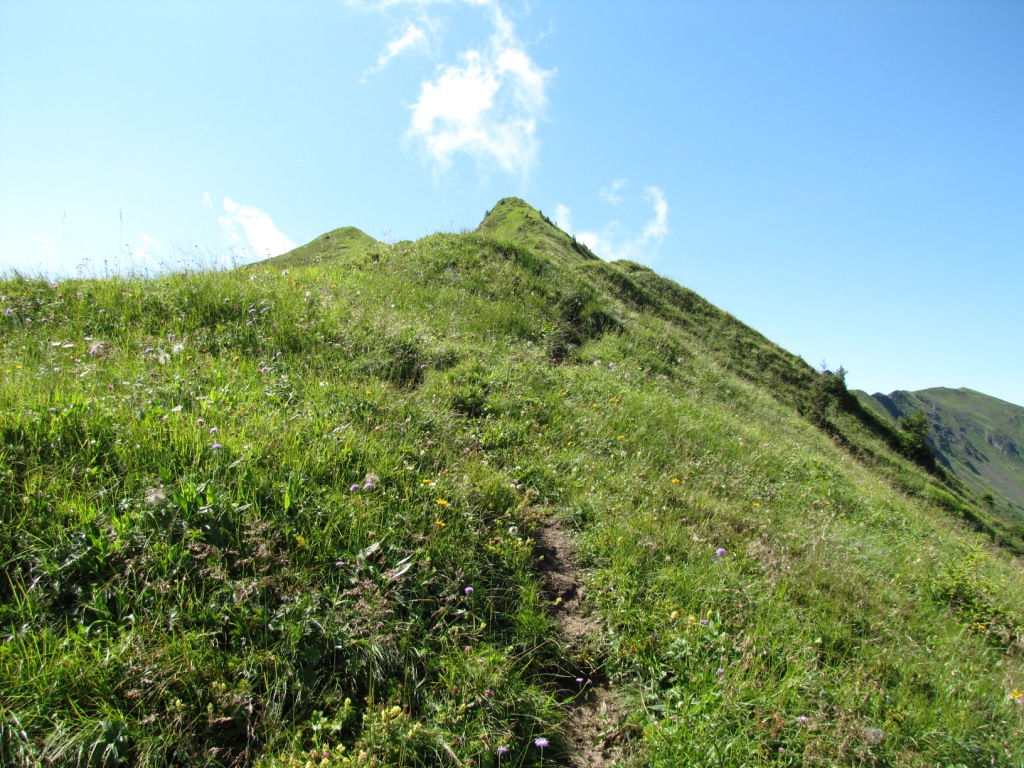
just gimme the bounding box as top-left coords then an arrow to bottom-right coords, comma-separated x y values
534,519 -> 632,767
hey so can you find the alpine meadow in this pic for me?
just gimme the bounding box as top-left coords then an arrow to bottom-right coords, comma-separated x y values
2,198 -> 1023,767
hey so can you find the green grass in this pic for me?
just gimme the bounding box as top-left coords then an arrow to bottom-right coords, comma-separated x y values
2,200 -> 1023,766
857,387 -> 1024,522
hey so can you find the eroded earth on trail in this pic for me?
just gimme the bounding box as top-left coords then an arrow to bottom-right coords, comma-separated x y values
534,520 -> 633,767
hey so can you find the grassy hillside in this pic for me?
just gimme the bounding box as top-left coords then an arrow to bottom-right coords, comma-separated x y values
857,388 -> 1024,524
2,199 -> 1023,767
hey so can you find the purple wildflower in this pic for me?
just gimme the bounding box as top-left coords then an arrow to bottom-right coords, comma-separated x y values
497,746 -> 508,756
534,737 -> 549,748
211,443 -> 223,451
716,667 -> 724,676
700,619 -> 709,626
464,586 -> 474,595
715,548 -> 726,556
363,482 -> 375,490
350,484 -> 361,492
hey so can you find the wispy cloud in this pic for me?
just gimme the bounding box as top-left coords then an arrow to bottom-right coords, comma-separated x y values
129,234 -> 160,263
599,179 -> 627,205
358,0 -> 552,176
559,184 -> 670,263
362,21 -> 429,80
553,203 -> 572,233
219,198 -> 295,259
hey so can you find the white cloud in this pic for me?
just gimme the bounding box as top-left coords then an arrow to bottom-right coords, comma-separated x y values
558,184 -> 670,263
403,1 -> 553,175
202,192 -> 213,208
599,179 -> 627,205
132,234 -> 160,262
363,21 -> 428,80
642,186 -> 669,242
219,198 -> 295,259
553,203 -> 572,233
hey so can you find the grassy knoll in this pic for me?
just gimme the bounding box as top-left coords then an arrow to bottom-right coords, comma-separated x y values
2,200 -> 1023,766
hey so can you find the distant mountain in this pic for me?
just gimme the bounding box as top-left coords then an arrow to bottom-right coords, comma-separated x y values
856,387 -> 1024,520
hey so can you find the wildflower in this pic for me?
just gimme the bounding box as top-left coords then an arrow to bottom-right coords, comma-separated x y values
485,689 -> 494,697
716,668 -> 724,675
363,482 -> 375,490
436,499 -> 449,507
797,716 -> 809,724
350,484 -> 361,492
497,746 -> 508,756
434,520 -> 446,527
671,478 -> 680,485
576,677 -> 584,684
700,619 -> 709,626
753,502 -> 761,508
716,548 -> 726,556
211,443 -> 223,451
534,737 -> 549,748
209,427 -> 218,434
464,586 -> 474,595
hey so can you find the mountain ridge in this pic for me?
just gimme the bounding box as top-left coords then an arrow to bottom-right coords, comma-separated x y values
856,386 -> 1024,521
2,197 -> 1023,766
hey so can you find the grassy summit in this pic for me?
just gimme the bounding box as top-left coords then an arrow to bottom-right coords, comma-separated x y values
2,199 -> 1023,766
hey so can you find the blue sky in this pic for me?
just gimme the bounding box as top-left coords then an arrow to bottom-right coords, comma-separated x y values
2,1 -> 1022,406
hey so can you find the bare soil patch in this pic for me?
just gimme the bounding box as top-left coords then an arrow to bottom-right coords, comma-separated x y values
534,519 -> 633,767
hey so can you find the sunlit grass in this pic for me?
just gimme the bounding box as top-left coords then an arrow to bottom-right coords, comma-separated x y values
2,206 -> 1023,765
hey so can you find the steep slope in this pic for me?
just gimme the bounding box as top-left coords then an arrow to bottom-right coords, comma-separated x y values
857,387 -> 1024,521
2,200 -> 1023,767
